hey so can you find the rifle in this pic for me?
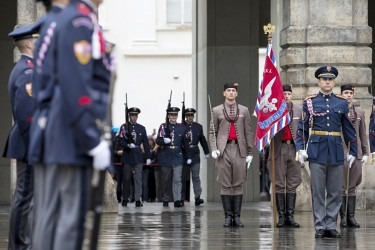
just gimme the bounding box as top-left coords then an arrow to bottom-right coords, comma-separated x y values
164,90 -> 172,138
181,92 -> 186,125
82,73 -> 116,250
124,93 -> 134,143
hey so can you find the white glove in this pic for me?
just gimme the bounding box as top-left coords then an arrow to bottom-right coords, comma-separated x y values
205,154 -> 209,159
211,150 -> 220,159
246,155 -> 253,169
296,150 -> 308,165
347,154 -> 355,169
146,159 -> 151,165
187,159 -> 192,165
163,138 -> 171,144
361,155 -> 369,166
88,140 -> 110,170
128,143 -> 136,149
370,152 -> 375,163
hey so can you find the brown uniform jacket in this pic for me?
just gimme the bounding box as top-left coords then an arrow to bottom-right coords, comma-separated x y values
343,106 -> 369,159
269,102 -> 302,158
209,102 -> 253,157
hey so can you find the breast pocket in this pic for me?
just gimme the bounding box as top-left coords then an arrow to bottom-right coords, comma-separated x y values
307,136 -> 320,159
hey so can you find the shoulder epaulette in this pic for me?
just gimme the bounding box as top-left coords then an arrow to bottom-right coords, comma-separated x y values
304,94 -> 317,100
334,94 -> 347,100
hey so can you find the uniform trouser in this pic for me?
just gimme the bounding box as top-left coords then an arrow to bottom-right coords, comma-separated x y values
33,164 -> 46,250
310,162 -> 343,230
8,160 -> 33,250
181,163 -> 202,199
142,166 -> 150,201
32,164 -> 91,250
161,165 -> 182,202
154,166 -> 162,201
342,159 -> 362,196
268,143 -> 302,193
115,165 -> 123,200
216,144 -> 246,195
123,163 -> 142,201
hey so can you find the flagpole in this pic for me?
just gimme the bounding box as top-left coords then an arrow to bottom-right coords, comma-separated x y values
263,23 -> 278,229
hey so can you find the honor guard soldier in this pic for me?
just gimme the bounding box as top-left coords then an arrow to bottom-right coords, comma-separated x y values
3,20 -> 42,250
295,66 -> 357,238
28,1 -> 68,247
268,85 -> 302,228
33,0 -> 113,249
118,107 -> 151,207
181,108 -> 210,206
209,82 -> 254,227
339,84 -> 369,228
156,107 -> 189,207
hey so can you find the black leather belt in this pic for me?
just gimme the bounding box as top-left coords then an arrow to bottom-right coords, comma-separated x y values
227,140 -> 238,144
165,146 -> 177,149
281,140 -> 294,144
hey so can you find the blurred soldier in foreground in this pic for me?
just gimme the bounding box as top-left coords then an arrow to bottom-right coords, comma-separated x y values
32,0 -> 113,248
340,84 -> 368,228
181,108 -> 210,206
3,20 -> 42,250
209,82 -> 254,227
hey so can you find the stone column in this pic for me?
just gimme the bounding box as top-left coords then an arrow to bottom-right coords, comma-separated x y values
279,0 -> 373,210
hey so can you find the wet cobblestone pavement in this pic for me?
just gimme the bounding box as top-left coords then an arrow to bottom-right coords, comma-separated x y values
2,202 -> 375,249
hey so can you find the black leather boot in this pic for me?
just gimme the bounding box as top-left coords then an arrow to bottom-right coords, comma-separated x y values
276,193 -> 286,228
221,195 -> 232,227
347,196 -> 360,228
340,196 -> 347,227
285,193 -> 300,228
195,196 -> 204,206
232,195 -> 244,227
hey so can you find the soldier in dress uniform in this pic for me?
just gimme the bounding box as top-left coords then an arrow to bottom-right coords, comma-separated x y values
339,84 -> 369,228
32,0 -> 113,249
156,107 -> 189,207
268,85 -> 302,228
118,107 -> 151,207
3,20 -> 42,250
209,82 -> 254,227
181,108 -> 210,206
28,1 -> 69,248
295,66 -> 357,238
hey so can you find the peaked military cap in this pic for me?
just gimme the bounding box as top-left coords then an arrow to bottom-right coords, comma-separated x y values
8,17 -> 44,41
314,66 -> 338,79
224,82 -> 239,90
185,108 -> 196,115
167,107 -> 180,114
341,84 -> 355,93
283,85 -> 292,92
128,107 -> 141,114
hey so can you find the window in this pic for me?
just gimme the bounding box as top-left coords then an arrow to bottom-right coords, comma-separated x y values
167,0 -> 192,24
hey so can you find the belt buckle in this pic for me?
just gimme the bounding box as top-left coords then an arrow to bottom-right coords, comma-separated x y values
229,140 -> 236,144
286,140 -> 291,144
327,132 -> 332,136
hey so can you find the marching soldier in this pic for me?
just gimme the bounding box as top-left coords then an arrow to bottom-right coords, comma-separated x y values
268,85 -> 302,228
33,0 -> 113,248
181,108 -> 210,206
118,107 -> 151,207
3,20 -> 42,250
209,82 -> 254,227
296,66 -> 357,238
156,107 -> 188,207
339,84 -> 369,228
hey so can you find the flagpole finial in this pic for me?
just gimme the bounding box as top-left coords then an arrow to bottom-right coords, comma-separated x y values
263,23 -> 275,44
